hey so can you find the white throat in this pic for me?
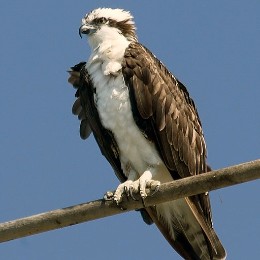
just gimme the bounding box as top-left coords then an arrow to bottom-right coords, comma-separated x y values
86,25 -> 131,76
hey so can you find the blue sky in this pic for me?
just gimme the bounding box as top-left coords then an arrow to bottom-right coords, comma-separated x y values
0,1 -> 259,259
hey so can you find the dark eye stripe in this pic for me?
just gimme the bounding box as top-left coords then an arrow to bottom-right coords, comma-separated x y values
93,17 -> 108,24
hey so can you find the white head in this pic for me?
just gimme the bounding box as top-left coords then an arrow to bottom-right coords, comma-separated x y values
79,8 -> 137,47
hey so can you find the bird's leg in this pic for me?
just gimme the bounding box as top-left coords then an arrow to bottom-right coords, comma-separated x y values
113,169 -> 137,205
130,167 -> 160,200
108,166 -> 160,205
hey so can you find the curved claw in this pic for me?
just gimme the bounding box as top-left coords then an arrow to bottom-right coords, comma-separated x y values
129,185 -> 138,201
114,180 -> 136,204
149,181 -> 160,196
111,177 -> 161,205
104,191 -> 114,201
124,186 -> 130,197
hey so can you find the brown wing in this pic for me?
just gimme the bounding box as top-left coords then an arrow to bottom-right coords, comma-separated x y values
122,43 -> 207,176
122,42 -> 226,258
122,42 -> 210,212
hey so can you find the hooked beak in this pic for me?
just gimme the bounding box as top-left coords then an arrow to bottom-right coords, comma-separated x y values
79,24 -> 97,38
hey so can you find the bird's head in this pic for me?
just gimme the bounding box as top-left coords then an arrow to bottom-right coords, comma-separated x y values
79,8 -> 137,48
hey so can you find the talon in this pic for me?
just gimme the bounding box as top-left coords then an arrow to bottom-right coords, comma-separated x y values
150,185 -> 160,196
140,184 -> 148,199
114,181 -> 130,204
129,185 -> 138,201
104,191 -> 114,201
140,191 -> 147,200
124,185 -> 130,197
139,180 -> 148,199
114,197 -> 121,205
113,191 -> 122,205
113,191 -> 123,204
147,180 -> 160,196
112,169 -> 159,204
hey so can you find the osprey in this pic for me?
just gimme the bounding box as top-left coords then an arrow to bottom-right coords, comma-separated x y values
68,8 -> 226,259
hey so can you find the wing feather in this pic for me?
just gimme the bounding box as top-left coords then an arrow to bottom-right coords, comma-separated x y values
123,42 -> 207,177
68,62 -> 123,179
150,75 -> 161,95
122,42 -> 226,259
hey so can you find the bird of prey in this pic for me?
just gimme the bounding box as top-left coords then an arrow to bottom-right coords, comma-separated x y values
68,8 -> 226,259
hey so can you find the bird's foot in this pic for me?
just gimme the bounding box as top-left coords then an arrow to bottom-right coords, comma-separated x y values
112,171 -> 160,205
136,170 -> 160,200
103,190 -> 114,201
113,180 -> 137,205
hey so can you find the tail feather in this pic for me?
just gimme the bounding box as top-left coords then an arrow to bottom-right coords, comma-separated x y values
146,199 -> 226,260
185,197 -> 226,259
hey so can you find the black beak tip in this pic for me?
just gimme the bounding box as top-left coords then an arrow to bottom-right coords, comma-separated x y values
79,27 -> 83,38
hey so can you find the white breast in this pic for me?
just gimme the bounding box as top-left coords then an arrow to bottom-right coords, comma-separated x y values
96,71 -> 162,174
86,44 -> 163,177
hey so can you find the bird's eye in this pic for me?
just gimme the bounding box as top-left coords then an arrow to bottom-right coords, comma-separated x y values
97,17 -> 108,24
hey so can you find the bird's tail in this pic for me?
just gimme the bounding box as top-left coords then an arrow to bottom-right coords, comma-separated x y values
145,198 -> 226,260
